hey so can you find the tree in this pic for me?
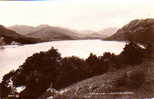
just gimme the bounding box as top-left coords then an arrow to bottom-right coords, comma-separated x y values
0,37 -> 5,49
2,70 -> 15,84
119,42 -> 145,65
86,53 -> 109,76
12,47 -> 62,99
0,82 -> 11,99
55,56 -> 88,89
0,70 -> 16,99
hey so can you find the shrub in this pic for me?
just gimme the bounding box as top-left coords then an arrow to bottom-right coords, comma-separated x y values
125,70 -> 145,89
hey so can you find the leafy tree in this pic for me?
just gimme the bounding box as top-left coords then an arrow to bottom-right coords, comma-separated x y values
0,82 -> 11,99
0,70 -> 16,99
86,53 -> 99,75
119,42 -> 146,65
86,53 -> 109,75
12,47 -> 62,99
55,56 -> 88,89
2,70 -> 15,84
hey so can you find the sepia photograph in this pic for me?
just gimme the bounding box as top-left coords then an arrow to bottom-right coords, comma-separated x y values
0,0 -> 154,99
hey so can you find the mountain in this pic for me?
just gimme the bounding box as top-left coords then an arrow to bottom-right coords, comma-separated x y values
78,27 -> 118,39
9,25 -> 118,41
0,25 -> 40,44
25,25 -> 81,41
98,27 -> 118,37
78,30 -> 105,39
83,33 -> 104,39
8,25 -> 35,35
9,25 -> 81,41
106,19 -> 154,43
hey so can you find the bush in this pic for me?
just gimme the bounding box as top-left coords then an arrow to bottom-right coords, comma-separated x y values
125,70 -> 145,89
119,42 -> 146,65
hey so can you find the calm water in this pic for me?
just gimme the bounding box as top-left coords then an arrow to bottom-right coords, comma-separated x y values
0,39 -> 125,80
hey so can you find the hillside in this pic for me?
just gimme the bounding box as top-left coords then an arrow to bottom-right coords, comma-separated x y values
98,27 -> 118,37
106,19 -> 154,43
50,58 -> 154,99
26,25 -> 81,41
74,27 -> 118,39
8,25 -> 35,35
0,25 -> 40,44
79,32 -> 106,39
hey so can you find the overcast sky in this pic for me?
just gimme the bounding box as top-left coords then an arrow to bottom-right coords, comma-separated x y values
0,0 -> 154,30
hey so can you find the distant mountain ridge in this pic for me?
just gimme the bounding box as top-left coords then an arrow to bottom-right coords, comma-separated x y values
26,25 -> 81,41
77,27 -> 118,39
106,18 -> 154,43
9,25 -> 117,41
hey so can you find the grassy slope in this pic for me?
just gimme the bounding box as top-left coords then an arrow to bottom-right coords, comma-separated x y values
51,57 -> 154,99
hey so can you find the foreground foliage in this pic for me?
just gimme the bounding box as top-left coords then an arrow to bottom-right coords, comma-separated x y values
0,42 -> 151,99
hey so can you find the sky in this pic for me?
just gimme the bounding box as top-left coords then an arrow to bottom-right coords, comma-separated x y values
0,0 -> 154,30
